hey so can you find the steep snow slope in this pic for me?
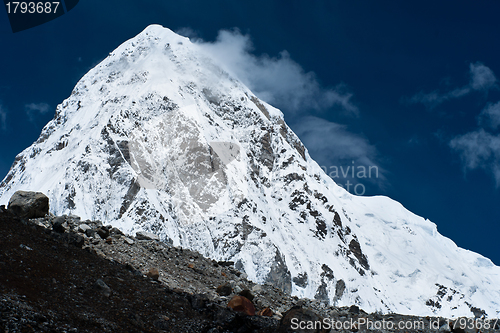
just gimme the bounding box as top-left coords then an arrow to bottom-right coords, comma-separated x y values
1,25 -> 499,317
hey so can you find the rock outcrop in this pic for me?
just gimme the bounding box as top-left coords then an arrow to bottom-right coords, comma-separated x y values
7,190 -> 49,218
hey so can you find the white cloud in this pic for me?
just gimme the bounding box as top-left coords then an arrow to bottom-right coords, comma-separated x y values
478,101 -> 500,130
470,62 -> 497,91
409,62 -> 497,109
449,129 -> 500,187
409,87 -> 470,109
25,102 -> 50,114
292,116 -> 385,192
450,97 -> 500,187
194,29 -> 358,116
25,102 -> 50,122
293,117 -> 376,164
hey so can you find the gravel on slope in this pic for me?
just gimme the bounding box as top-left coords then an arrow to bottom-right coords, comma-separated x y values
2,211 -> 499,333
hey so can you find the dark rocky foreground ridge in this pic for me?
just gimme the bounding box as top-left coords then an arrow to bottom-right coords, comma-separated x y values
1,191 -> 499,333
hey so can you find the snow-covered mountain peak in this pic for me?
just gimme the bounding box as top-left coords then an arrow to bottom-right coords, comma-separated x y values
1,25 -> 499,318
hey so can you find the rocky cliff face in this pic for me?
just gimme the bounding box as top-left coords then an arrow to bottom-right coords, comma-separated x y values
1,24 -> 500,317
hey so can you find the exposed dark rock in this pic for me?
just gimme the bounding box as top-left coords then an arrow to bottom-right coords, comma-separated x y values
61,232 -> 84,248
216,282 -> 232,296
258,307 -> 273,317
96,226 -> 110,239
349,304 -> 360,314
427,298 -> 442,309
249,95 -> 271,119
284,172 -> 305,184
320,264 -> 334,280
315,219 -> 328,239
334,279 -> 346,302
188,293 -> 209,310
85,228 -> 96,238
313,191 -> 328,204
471,306 -> 486,318
153,318 -> 170,330
314,281 -> 329,302
7,190 -> 49,218
349,238 -> 370,270
293,272 -> 308,288
289,190 -> 308,210
227,295 -> 255,316
259,132 -> 275,169
217,260 -> 235,267
109,227 -> 123,236
214,306 -> 237,325
146,267 -> 160,280
265,249 -> 292,294
118,178 -> 141,218
64,183 -> 76,210
52,216 -> 66,233
239,289 -> 255,302
93,278 -> 111,297
333,211 -> 342,228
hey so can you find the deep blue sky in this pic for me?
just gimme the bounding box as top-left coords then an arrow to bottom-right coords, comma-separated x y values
1,0 -> 499,265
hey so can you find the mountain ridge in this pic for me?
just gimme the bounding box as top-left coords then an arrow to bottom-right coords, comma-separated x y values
1,24 -> 499,318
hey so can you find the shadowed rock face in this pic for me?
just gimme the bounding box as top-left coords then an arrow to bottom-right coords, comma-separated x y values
7,190 -> 49,219
348,238 -> 369,270
334,279 -> 346,304
266,249 -> 292,295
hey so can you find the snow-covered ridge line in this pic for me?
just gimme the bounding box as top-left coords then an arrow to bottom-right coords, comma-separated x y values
1,24 -> 499,318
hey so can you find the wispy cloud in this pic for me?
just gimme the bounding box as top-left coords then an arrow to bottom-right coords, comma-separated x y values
193,29 -> 358,116
0,104 -> 6,131
469,62 -> 497,91
478,101 -> 500,130
409,62 -> 497,109
292,116 -> 386,193
450,129 -> 500,186
25,102 -> 50,123
406,61 -> 500,186
409,87 -> 470,109
450,99 -> 500,187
